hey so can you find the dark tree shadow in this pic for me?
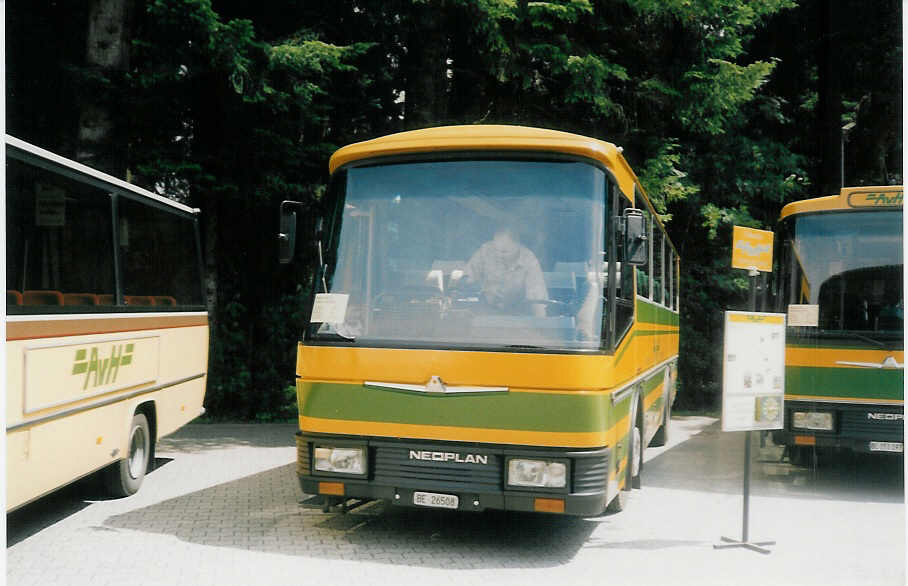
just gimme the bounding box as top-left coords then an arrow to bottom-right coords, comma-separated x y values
643,422 -> 904,503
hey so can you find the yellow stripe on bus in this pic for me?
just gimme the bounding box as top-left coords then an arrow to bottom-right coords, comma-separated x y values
785,394 -> 904,405
786,347 -> 904,368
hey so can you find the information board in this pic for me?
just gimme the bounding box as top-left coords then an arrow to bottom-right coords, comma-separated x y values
722,311 -> 786,432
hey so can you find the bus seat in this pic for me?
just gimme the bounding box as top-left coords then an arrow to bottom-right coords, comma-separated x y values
63,293 -> 100,306
23,290 -> 64,306
97,294 -> 115,305
125,295 -> 156,306
543,272 -> 576,292
554,262 -> 587,275
153,295 -> 177,307
431,260 -> 466,273
7,290 -> 23,305
544,272 -> 577,306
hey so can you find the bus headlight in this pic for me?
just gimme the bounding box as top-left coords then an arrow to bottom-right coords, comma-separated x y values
792,411 -> 834,431
314,446 -> 366,474
507,459 -> 567,488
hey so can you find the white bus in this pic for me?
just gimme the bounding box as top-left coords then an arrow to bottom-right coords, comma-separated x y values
5,136 -> 209,510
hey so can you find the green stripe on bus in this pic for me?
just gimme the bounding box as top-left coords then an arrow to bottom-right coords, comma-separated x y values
785,366 -> 904,401
636,300 -> 680,326
643,370 -> 664,393
298,382 -> 618,433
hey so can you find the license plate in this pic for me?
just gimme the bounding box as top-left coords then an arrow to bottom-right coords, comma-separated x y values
869,441 -> 903,453
413,491 -> 459,509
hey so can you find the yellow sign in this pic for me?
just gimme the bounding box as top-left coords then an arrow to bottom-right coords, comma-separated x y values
731,226 -> 773,272
728,313 -> 785,325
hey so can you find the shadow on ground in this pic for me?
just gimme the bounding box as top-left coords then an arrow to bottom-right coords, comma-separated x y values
156,423 -> 297,453
644,421 -> 904,503
105,463 -> 605,568
7,457 -> 171,546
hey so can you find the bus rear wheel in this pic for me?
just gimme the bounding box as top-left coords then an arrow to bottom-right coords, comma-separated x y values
105,413 -> 151,497
650,399 -> 671,447
630,404 -> 643,489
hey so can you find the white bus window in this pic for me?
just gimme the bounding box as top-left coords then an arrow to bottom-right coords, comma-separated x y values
6,158 -> 115,310
118,198 -> 204,308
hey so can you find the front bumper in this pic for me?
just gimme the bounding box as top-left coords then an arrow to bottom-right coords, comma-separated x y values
773,401 -> 904,454
297,432 -> 613,516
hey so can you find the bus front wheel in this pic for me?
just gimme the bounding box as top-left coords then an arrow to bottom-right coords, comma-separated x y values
606,398 -> 643,513
105,413 -> 152,497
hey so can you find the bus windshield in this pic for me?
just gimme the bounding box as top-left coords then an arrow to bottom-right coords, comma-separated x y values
309,158 -> 609,351
782,210 -> 903,335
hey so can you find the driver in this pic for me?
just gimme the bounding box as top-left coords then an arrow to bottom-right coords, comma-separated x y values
463,225 -> 548,317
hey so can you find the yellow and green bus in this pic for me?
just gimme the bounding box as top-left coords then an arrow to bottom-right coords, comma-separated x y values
6,136 -> 209,510
280,125 -> 680,515
774,185 -> 903,462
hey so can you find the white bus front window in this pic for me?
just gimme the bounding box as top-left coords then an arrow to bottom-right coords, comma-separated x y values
311,159 -> 608,351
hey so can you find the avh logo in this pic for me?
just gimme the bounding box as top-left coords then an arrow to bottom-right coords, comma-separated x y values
72,343 -> 135,390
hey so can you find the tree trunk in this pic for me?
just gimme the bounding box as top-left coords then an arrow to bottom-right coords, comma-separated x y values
403,3 -> 448,129
77,0 -> 132,175
815,0 -> 844,194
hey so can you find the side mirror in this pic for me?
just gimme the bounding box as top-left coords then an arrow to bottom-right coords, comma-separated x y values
623,208 -> 648,266
278,200 -> 304,264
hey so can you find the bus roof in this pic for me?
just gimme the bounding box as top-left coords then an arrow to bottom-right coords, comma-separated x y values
331,124 -> 637,188
779,185 -> 903,220
329,124 -> 678,255
5,134 -> 200,216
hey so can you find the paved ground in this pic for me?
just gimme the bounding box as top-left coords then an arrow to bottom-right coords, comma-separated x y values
6,417 -> 905,586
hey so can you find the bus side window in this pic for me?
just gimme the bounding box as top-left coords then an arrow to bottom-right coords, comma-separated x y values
675,256 -> 681,310
637,207 -> 651,299
6,158 -> 115,312
652,229 -> 663,305
614,194 -> 634,343
118,198 -> 204,308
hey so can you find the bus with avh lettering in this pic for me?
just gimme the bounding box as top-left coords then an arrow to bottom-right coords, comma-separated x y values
6,136 -> 209,510
774,185 -> 903,463
279,125 -> 680,515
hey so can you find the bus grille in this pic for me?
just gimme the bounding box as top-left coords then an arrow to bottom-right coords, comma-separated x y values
296,434 -> 311,477
372,445 -> 502,493
839,409 -> 904,442
572,453 -> 610,493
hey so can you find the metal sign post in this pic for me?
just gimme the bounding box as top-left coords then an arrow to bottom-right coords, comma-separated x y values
716,226 -> 783,555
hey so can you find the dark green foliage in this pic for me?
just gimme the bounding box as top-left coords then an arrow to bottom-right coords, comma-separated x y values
7,0 -> 901,416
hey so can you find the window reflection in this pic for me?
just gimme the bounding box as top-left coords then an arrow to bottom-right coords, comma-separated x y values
785,211 -> 903,333
313,159 -> 608,350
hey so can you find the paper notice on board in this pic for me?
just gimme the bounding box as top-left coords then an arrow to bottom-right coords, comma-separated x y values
721,311 -> 786,432
35,184 -> 66,227
310,293 -> 349,323
787,304 -> 819,327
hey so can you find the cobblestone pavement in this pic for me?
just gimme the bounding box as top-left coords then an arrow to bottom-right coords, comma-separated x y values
6,419 -> 905,586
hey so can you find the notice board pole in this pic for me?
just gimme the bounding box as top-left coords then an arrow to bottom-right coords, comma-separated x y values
715,269 -> 776,555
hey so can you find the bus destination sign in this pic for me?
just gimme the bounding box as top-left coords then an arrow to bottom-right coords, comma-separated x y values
847,189 -> 903,208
